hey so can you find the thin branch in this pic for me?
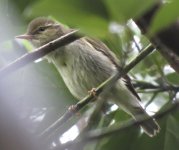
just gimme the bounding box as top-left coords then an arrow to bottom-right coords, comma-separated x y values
133,81 -> 179,93
56,100 -> 179,150
134,2 -> 179,73
0,30 -> 80,78
156,40 -> 179,73
144,92 -> 158,108
39,44 -> 155,138
133,80 -> 159,89
132,36 -> 141,52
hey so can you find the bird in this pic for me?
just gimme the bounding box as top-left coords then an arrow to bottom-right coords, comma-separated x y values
16,17 -> 160,137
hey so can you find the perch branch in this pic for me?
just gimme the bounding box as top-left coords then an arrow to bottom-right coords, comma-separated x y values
40,44 -> 155,138
0,30 -> 79,78
56,100 -> 179,150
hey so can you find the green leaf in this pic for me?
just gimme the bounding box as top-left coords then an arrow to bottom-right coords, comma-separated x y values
104,0 -> 155,22
95,109 -> 137,150
96,127 -> 139,150
150,1 -> 179,36
25,0 -> 109,38
164,115 -> 179,150
166,72 -> 179,85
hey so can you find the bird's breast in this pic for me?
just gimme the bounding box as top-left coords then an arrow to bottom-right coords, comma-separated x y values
47,39 -> 117,99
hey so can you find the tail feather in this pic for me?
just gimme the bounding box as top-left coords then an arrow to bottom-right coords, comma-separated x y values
140,118 -> 160,137
113,84 -> 160,137
131,106 -> 160,137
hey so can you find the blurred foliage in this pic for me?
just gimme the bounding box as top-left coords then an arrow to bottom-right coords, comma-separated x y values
150,0 -> 179,36
0,0 -> 179,150
25,0 -> 109,37
104,0 -> 155,22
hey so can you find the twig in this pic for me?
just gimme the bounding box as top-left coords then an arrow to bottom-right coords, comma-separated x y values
156,39 -> 179,73
0,30 -> 79,78
39,44 -> 155,138
144,92 -> 158,108
133,81 -> 179,92
134,2 -> 179,73
56,101 -> 179,150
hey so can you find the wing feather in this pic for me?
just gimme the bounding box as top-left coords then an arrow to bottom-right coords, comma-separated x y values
85,37 -> 141,101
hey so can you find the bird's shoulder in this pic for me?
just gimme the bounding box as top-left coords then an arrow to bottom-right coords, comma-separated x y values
84,37 -> 120,67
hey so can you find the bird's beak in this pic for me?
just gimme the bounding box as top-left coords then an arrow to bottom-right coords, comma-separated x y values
15,34 -> 34,40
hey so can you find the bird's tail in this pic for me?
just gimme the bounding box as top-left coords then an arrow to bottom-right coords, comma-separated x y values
133,108 -> 160,137
113,83 -> 160,137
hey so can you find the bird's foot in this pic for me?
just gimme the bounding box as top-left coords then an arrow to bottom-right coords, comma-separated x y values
88,88 -> 97,97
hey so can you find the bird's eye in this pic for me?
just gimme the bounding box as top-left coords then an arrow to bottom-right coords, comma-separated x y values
38,27 -> 46,32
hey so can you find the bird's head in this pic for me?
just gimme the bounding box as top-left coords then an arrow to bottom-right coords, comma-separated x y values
16,17 -> 69,47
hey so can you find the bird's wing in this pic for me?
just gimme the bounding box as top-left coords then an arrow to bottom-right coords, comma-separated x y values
85,37 -> 141,101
